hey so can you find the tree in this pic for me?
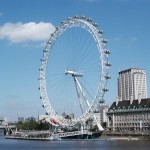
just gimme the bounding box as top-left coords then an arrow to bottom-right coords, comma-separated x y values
16,119 -> 50,131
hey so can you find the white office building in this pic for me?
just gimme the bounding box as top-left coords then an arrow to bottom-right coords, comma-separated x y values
99,103 -> 109,123
93,102 -> 109,125
107,98 -> 150,132
118,68 -> 147,101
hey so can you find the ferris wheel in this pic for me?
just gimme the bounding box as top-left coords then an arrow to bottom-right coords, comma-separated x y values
39,15 -> 111,130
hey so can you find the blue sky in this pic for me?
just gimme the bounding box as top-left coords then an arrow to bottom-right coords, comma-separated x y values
0,0 -> 150,121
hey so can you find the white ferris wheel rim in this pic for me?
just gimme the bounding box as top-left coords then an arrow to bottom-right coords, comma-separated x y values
39,15 -> 110,127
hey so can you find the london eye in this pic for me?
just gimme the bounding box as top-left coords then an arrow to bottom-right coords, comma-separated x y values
39,15 -> 111,130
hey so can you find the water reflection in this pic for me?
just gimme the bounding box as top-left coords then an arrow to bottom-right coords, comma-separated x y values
0,135 -> 150,150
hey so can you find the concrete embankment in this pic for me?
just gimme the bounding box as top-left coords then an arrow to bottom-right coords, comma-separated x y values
101,131 -> 150,141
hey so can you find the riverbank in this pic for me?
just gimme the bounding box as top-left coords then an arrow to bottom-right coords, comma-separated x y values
4,130 -> 150,141
100,135 -> 139,141
101,131 -> 150,141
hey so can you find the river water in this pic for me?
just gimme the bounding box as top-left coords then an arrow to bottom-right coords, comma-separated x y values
0,134 -> 150,150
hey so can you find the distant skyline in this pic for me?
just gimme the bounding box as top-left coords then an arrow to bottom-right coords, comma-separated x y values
0,0 -> 150,121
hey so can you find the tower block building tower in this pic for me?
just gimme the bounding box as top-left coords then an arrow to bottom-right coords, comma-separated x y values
107,68 -> 150,132
118,68 -> 147,101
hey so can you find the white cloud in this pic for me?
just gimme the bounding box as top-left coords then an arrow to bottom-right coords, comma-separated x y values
0,12 -> 2,17
0,22 -> 55,43
113,37 -> 122,41
130,37 -> 137,42
112,36 -> 137,42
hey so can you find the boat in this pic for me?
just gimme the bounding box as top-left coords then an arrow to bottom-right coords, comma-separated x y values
51,130 -> 102,140
5,130 -> 102,140
5,131 -> 52,141
5,135 -> 51,141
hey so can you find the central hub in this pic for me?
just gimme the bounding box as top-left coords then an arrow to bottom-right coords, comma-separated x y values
65,70 -> 83,77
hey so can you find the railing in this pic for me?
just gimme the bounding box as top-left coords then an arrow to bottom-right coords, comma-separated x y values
0,125 -> 16,129
52,130 -> 91,139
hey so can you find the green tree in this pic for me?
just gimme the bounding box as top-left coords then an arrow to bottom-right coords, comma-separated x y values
16,119 -> 50,131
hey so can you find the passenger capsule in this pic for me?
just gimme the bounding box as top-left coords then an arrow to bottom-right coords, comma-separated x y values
103,87 -> 109,92
104,49 -> 110,55
74,15 -> 79,19
98,30 -> 103,34
38,77 -> 43,80
61,21 -> 66,24
43,49 -> 48,53
101,38 -> 108,43
55,26 -> 59,30
47,41 -> 51,44
40,59 -> 45,61
45,112 -> 49,115
39,68 -> 44,71
87,18 -> 92,22
105,74 -> 111,79
92,23 -> 98,27
105,61 -> 111,66
100,99 -> 105,103
67,17 -> 72,20
80,15 -> 86,19
51,33 -> 54,36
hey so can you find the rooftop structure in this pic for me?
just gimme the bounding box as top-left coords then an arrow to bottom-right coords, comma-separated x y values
118,68 -> 147,101
107,98 -> 150,132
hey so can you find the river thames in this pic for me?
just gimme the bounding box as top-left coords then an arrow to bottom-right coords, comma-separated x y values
0,135 -> 150,150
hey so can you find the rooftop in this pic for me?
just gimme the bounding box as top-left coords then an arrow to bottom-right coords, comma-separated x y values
108,98 -> 150,113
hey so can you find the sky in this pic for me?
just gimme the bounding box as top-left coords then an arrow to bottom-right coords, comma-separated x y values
0,0 -> 150,121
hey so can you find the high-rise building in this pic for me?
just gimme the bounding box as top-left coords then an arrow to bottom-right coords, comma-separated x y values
118,68 -> 147,100
93,102 -> 109,127
99,102 -> 109,123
